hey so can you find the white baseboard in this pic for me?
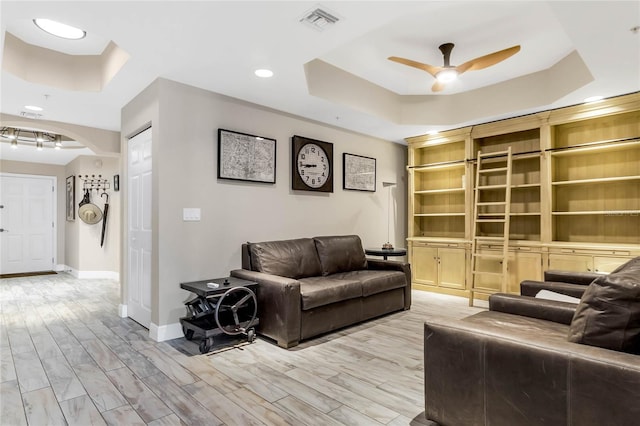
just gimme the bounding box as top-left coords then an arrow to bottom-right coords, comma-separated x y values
55,264 -> 66,272
66,267 -> 119,281
118,304 -> 127,318
149,322 -> 183,342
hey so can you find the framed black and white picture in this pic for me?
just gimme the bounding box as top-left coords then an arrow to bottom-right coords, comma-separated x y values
218,129 -> 277,184
66,175 -> 75,221
343,153 -> 376,192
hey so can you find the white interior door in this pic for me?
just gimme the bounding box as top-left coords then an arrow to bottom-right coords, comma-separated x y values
127,128 -> 152,328
0,174 -> 55,274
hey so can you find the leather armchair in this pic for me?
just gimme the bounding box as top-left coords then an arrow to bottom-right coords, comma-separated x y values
520,269 -> 602,298
424,304 -> 640,426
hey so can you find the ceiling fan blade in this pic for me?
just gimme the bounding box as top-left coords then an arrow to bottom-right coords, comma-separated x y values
388,56 -> 440,78
431,80 -> 446,92
455,45 -> 521,75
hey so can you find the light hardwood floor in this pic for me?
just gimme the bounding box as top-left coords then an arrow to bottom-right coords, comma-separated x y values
0,273 -> 486,425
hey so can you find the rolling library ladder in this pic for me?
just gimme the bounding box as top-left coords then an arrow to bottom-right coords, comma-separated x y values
469,147 -> 513,306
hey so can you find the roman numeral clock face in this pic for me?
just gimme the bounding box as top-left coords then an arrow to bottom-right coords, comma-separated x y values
292,136 -> 333,192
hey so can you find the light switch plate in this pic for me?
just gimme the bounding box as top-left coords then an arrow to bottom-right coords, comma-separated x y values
183,208 -> 201,221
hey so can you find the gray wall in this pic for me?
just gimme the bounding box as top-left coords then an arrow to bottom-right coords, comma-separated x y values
65,155 -> 120,275
122,78 -> 408,330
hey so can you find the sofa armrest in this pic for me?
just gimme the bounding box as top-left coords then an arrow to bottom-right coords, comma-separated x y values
367,259 -> 412,310
520,280 -> 587,298
230,269 -> 301,348
543,270 -> 600,285
489,293 -> 576,325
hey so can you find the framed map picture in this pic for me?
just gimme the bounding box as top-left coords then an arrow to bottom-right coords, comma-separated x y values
343,153 -> 376,192
218,129 -> 276,184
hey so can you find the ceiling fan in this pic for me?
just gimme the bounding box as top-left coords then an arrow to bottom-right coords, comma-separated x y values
388,43 -> 521,92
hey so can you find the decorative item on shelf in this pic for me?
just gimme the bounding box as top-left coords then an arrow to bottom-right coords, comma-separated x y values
292,135 -> 333,192
382,181 -> 397,249
343,153 -> 376,192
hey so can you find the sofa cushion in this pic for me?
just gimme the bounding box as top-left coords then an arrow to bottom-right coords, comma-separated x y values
298,277 -> 362,310
331,270 -> 406,297
249,238 -> 322,279
568,266 -> 640,354
313,235 -> 367,276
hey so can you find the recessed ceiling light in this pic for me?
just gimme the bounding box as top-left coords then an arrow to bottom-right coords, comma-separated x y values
254,69 -> 274,78
584,95 -> 604,103
24,105 -> 43,111
33,18 -> 86,40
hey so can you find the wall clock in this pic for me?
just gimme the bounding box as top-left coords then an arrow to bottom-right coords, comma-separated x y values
292,135 -> 333,192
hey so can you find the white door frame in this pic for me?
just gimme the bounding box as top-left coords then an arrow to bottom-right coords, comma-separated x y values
0,172 -> 57,273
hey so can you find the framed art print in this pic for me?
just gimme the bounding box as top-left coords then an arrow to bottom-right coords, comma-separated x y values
343,153 -> 376,192
218,129 -> 276,184
66,175 -> 75,221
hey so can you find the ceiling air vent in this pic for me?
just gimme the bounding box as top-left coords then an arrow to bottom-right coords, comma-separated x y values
300,6 -> 340,32
20,111 -> 42,119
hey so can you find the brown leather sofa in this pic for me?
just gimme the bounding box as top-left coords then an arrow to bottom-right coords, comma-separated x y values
230,235 -> 411,348
424,257 -> 640,426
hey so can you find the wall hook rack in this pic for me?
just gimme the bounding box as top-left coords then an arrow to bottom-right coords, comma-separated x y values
79,174 -> 111,192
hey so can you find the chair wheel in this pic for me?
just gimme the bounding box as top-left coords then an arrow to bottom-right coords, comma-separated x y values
199,337 -> 214,354
183,326 -> 194,341
247,328 -> 256,343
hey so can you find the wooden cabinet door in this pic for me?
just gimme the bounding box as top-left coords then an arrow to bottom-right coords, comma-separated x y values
412,245 -> 438,286
508,251 -> 542,294
438,248 -> 466,289
594,256 -> 629,273
548,254 -> 593,272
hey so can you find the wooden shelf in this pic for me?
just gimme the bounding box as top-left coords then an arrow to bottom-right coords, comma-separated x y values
415,213 -> 466,217
412,161 -> 466,172
415,188 -> 465,194
552,210 -> 640,215
552,175 -> 640,186
407,93 -> 639,295
549,138 -> 639,156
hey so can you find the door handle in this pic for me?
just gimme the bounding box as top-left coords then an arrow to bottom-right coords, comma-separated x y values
0,228 -> 7,232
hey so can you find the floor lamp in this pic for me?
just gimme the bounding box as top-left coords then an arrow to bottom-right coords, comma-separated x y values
382,181 -> 396,249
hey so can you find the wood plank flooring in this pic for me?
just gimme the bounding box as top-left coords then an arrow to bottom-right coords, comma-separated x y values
0,273 -> 486,425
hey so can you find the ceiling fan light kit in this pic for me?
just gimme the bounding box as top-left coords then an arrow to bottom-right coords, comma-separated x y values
436,68 -> 458,83
388,42 -> 521,92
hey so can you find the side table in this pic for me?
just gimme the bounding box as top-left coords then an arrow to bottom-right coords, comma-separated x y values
365,247 -> 407,261
180,276 -> 259,353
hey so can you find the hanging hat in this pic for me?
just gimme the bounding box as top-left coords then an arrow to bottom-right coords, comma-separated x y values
78,203 -> 103,225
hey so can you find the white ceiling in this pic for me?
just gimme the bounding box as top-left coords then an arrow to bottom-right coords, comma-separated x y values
1,1 -> 639,165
